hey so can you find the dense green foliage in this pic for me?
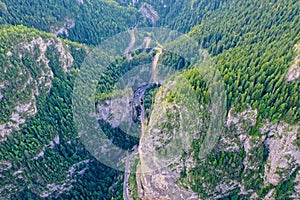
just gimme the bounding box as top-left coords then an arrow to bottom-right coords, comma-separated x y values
0,0 -> 145,45
0,25 -> 54,124
0,0 -> 300,199
0,26 -> 126,199
188,0 -> 300,125
130,0 -> 299,198
184,0 -> 299,198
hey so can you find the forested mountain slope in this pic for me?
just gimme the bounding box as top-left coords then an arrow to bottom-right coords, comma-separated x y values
0,0 -> 144,45
121,0 -> 300,199
0,26 -> 126,199
0,0 -> 299,199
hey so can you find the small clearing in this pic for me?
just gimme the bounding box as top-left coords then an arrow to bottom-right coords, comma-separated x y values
286,44 -> 300,81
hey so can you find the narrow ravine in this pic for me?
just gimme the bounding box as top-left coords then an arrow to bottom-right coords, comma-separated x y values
123,42 -> 163,200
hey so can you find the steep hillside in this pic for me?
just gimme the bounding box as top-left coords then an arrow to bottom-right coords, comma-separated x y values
0,26 -> 73,140
0,0 -> 299,199
0,26 -> 126,199
0,0 -> 144,45
124,0 -> 300,199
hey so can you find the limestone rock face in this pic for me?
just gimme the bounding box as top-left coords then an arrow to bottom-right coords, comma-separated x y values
134,104 -> 299,199
0,36 -> 74,141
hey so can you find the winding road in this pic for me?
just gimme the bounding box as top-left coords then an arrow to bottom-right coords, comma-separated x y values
123,28 -> 163,200
124,28 -> 136,60
123,85 -> 148,200
123,146 -> 138,200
